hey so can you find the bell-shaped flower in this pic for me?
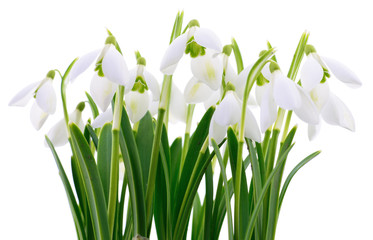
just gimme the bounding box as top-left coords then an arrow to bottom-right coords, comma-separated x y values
169,83 -> 187,123
68,35 -> 132,104
46,102 -> 85,147
125,57 -> 160,123
9,70 -> 57,130
160,19 -> 222,75
303,82 -> 356,140
250,63 -> 304,132
300,44 -> 362,91
300,45 -> 360,140
209,89 -> 261,144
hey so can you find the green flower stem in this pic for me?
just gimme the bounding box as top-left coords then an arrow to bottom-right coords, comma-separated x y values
61,59 -> 78,135
212,139 -> 234,240
181,104 -> 195,171
235,49 -> 275,240
281,111 -> 293,143
108,85 -> 125,238
145,76 -> 172,225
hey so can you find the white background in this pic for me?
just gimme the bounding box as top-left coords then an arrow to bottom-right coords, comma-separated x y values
1,0 -> 372,239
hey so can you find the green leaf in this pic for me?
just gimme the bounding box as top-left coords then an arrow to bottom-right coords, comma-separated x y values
116,174 -> 127,240
173,107 -> 214,239
135,112 -> 154,191
279,151 -> 320,209
97,123 -> 112,204
119,107 -> 146,236
85,92 -> 100,119
192,194 -> 204,240
69,123 -> 110,240
204,164 -> 214,240
244,144 -> 295,240
170,137 -> 182,204
45,136 -> 86,240
227,128 -> 251,237
211,140 -> 233,240
86,124 -> 99,150
231,38 -> 244,73
265,127 -> 297,240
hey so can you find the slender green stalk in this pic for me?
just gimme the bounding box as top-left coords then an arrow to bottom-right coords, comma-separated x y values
212,139 -> 234,240
235,49 -> 275,240
180,104 -> 195,171
108,86 -> 125,238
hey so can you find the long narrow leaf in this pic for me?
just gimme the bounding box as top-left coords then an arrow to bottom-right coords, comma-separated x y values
97,123 -> 112,204
279,151 -> 320,209
45,136 -> 86,240
69,123 -> 110,240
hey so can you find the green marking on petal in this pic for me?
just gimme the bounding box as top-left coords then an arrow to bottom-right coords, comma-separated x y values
206,60 -> 216,80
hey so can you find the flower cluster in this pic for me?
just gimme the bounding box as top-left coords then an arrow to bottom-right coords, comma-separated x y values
9,14 -> 361,240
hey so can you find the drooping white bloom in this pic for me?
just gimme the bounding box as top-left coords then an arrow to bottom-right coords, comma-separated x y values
190,49 -> 224,91
209,91 -> 261,144
46,102 -> 85,147
300,45 -> 361,140
251,65 -> 305,132
9,71 -> 57,130
160,21 -> 222,75
68,36 -> 132,112
124,59 -> 160,123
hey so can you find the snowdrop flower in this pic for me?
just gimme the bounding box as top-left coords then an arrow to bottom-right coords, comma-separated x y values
300,45 -> 361,139
46,102 -> 85,147
250,62 -> 313,132
301,44 -> 362,91
160,19 -> 222,75
209,84 -> 261,144
92,56 -> 161,125
9,70 -> 57,130
69,35 -> 132,112
185,45 -> 237,107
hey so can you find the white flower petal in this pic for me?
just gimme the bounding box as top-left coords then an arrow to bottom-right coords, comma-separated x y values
225,63 -> 237,83
35,79 -> 56,114
204,89 -> 221,109
233,63 -> 255,100
46,118 -> 68,147
160,33 -> 188,75
90,74 -> 117,111
191,50 -> 223,90
102,45 -> 129,86
308,124 -> 321,141
194,28 -> 222,52
293,85 -> 320,125
9,81 -> 40,107
148,100 -> 158,116
261,62 -> 272,81
300,56 -> 324,91
309,83 -> 330,110
209,117 -> 227,145
321,93 -> 355,131
125,91 -> 150,123
69,49 -> 100,83
214,91 -> 240,126
260,84 -> 277,132
91,107 -> 113,128
184,77 -> 215,103
244,108 -> 261,142
30,102 -> 48,130
255,84 -> 266,106
322,57 -> 362,88
170,84 -> 187,122
143,70 -> 160,101
272,71 -> 301,110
